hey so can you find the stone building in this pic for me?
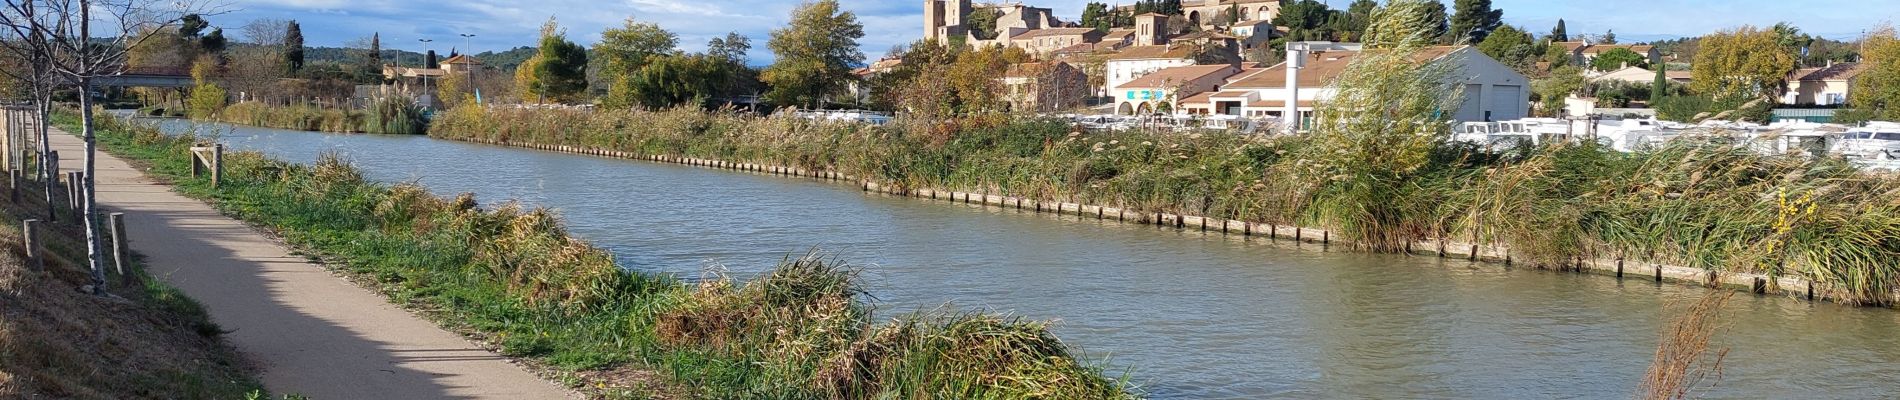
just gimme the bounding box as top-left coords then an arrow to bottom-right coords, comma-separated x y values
999,61 -> 1090,112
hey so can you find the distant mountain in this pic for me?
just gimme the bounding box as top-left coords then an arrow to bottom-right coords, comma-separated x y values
1616,33 -> 1683,44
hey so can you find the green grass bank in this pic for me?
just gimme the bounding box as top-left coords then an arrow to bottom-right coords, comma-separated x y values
77,110 -> 1134,399
430,105 -> 1900,306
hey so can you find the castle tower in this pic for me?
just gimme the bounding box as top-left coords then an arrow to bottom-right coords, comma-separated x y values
924,0 -> 945,42
924,0 -> 973,45
1135,13 -> 1169,46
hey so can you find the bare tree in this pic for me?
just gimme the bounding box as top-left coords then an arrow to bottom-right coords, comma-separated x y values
0,0 -> 74,223
0,0 -> 215,294
239,18 -> 286,46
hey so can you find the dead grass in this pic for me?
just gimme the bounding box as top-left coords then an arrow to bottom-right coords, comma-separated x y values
1638,292 -> 1733,400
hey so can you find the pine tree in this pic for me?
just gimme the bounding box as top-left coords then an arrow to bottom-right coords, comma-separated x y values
285,21 -> 305,73
1550,19 -> 1568,42
1448,0 -> 1502,44
531,22 -> 589,103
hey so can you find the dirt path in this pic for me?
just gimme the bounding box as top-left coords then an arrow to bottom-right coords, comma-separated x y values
48,128 -> 578,399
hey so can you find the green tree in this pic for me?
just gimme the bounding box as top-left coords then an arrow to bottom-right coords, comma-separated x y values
1533,65 -> 1585,116
1691,25 -> 1794,100
607,54 -> 726,109
762,0 -> 864,108
1601,30 -> 1617,44
1080,3 -> 1111,32
201,28 -> 227,55
179,14 -> 208,38
1549,19 -> 1567,42
966,8 -> 1001,40
1543,40 -> 1572,67
528,19 -> 589,103
1590,47 -> 1647,71
186,57 -> 227,119
1418,0 -> 1449,43
705,33 -> 759,100
595,17 -> 679,77
1477,24 -> 1534,68
1652,61 -> 1668,102
1848,26 -> 1900,120
285,20 -> 305,73
1448,0 -> 1502,44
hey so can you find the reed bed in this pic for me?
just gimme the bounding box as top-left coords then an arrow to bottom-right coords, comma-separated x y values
214,99 -> 425,135
431,105 -> 1900,306
81,110 -> 1133,399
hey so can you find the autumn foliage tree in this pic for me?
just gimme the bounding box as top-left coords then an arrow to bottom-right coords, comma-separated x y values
762,0 -> 864,108
1690,26 -> 1795,100
1845,25 -> 1900,122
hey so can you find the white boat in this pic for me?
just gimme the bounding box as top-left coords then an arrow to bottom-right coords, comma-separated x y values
1832,124 -> 1900,164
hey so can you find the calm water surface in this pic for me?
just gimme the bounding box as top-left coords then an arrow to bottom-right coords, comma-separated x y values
140,117 -> 1900,399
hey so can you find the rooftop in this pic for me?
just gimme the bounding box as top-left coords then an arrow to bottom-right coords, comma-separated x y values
1798,62 -> 1865,81
1119,64 -> 1236,89
1226,46 -> 1464,89
441,54 -> 482,65
1012,27 -> 1101,40
1107,44 -> 1196,60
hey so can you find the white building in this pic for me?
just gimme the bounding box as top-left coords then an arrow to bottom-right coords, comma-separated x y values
1175,45 -> 1531,122
1112,64 -> 1241,115
1104,45 -> 1197,98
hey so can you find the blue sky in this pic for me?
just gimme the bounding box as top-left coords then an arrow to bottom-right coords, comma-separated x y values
218,0 -> 1895,62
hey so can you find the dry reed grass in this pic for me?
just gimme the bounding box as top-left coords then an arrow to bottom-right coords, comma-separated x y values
1638,292 -> 1732,400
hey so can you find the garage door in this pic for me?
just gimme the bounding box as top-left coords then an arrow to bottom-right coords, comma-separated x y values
1490,85 -> 1524,121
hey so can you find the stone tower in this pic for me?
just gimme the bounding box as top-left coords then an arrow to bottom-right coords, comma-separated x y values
924,0 -> 973,44
1134,13 -> 1169,46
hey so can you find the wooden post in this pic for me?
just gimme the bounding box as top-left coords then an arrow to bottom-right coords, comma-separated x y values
22,219 -> 41,272
7,169 -> 16,203
70,171 -> 83,222
109,212 -> 127,277
211,144 -> 223,188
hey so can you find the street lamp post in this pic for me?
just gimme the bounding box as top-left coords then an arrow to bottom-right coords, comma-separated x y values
418,38 -> 434,106
460,33 -> 477,103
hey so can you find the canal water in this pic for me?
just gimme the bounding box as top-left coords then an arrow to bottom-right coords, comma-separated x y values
138,117 -> 1900,399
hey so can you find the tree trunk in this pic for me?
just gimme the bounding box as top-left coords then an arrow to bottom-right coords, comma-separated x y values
78,79 -> 105,295
37,94 -> 53,220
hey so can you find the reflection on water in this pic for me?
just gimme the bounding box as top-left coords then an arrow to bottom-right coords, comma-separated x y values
139,116 -> 1900,399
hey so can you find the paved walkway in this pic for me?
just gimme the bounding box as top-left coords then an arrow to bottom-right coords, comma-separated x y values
49,128 -> 577,399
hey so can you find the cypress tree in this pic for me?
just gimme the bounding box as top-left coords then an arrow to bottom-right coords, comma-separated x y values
1651,62 -> 1667,103
1550,19 -> 1568,42
285,21 -> 305,73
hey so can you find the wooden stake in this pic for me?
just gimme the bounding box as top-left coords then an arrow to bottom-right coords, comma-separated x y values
109,212 -> 127,277
22,219 -> 41,272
